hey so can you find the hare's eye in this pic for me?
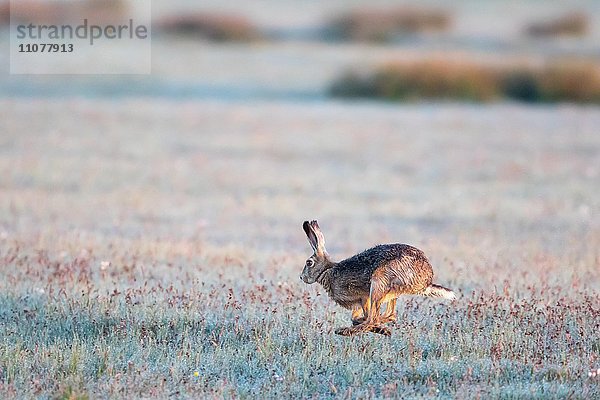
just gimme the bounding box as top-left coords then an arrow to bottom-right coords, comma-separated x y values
306,259 -> 314,267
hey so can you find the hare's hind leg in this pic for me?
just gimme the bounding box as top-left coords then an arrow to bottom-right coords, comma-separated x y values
379,297 -> 397,324
345,277 -> 392,336
336,296 -> 389,336
364,283 -> 392,336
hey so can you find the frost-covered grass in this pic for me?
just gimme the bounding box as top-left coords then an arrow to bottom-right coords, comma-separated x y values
0,240 -> 598,399
0,99 -> 598,398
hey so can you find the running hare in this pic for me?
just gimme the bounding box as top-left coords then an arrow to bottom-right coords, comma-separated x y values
300,220 -> 455,336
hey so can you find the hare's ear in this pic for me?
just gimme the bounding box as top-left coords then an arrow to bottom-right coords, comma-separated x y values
303,221 -> 318,253
303,220 -> 327,256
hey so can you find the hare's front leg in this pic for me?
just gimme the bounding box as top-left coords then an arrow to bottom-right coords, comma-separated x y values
351,304 -> 365,326
336,303 -> 366,336
336,301 -> 370,336
351,298 -> 370,325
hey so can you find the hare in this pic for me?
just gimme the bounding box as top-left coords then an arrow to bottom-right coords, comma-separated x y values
301,220 -> 455,336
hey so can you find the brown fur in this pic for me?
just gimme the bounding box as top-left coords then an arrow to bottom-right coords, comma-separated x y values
300,220 -> 456,336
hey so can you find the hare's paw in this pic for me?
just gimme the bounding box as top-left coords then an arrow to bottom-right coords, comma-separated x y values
370,325 -> 392,336
379,315 -> 397,325
335,327 -> 356,336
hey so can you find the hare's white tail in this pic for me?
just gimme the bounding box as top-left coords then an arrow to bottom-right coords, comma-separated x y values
420,284 -> 456,300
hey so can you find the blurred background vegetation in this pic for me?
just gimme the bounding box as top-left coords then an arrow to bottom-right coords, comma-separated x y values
1,0 -> 599,102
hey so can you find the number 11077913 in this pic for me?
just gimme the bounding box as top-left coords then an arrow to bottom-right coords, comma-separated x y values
19,43 -> 74,53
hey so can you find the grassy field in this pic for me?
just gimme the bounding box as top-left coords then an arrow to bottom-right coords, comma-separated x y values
0,99 -> 599,398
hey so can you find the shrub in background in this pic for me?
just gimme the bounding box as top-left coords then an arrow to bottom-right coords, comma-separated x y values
330,59 -> 600,103
3,0 -> 127,25
525,12 -> 588,38
373,60 -> 498,101
155,13 -> 262,42
538,62 -> 600,102
326,7 -> 451,42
